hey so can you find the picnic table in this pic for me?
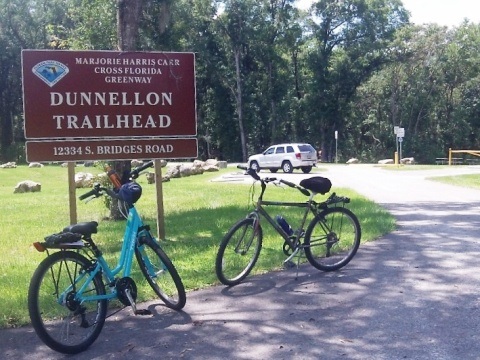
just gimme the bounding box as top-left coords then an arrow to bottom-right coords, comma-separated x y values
435,157 -> 463,165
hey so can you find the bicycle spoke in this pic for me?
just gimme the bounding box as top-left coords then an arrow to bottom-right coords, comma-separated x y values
304,207 -> 361,271
216,218 -> 262,286
28,251 -> 107,354
135,238 -> 186,310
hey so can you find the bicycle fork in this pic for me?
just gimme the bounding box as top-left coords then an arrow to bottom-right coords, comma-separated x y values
234,215 -> 259,255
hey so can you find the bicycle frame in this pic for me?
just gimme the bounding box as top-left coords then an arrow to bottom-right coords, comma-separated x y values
250,181 -> 320,252
61,206 -> 150,304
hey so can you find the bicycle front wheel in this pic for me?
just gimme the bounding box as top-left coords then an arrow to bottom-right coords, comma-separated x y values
135,237 -> 186,310
28,251 -> 107,354
215,218 -> 263,286
304,207 -> 361,271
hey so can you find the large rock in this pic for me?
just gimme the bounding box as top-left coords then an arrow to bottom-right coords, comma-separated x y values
158,160 -> 222,182
146,172 -> 155,184
75,172 -> 94,188
0,162 -> 17,168
145,171 -> 170,183
378,159 -> 394,165
205,159 -> 225,169
14,180 -> 41,193
28,162 -> 44,168
131,159 -> 144,168
346,158 -> 359,164
401,157 -> 415,165
165,163 -> 203,179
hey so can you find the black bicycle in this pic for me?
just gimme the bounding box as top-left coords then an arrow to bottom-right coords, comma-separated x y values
215,166 -> 361,286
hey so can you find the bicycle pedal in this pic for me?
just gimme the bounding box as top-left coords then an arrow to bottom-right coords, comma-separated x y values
134,309 -> 152,316
283,260 -> 296,269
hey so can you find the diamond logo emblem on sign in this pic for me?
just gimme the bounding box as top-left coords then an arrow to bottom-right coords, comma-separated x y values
32,60 -> 69,87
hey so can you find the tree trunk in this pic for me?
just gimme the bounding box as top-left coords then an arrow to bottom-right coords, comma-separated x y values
268,61 -> 278,143
234,47 -> 248,162
117,0 -> 143,51
0,107 -> 13,162
109,0 -> 144,220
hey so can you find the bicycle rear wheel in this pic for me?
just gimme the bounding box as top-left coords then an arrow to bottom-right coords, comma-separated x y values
28,251 -> 107,354
135,236 -> 186,310
215,218 -> 263,286
304,207 -> 361,271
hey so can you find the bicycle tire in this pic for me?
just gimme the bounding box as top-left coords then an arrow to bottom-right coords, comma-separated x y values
215,217 -> 263,286
28,251 -> 107,354
135,237 -> 186,310
304,207 -> 361,271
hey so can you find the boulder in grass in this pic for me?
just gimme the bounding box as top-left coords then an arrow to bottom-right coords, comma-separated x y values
75,172 -> 94,188
146,172 -> 155,184
131,159 -> 144,168
204,159 -> 222,170
14,180 -> 41,193
0,162 -> 17,169
28,162 -> 44,168
401,157 -> 415,165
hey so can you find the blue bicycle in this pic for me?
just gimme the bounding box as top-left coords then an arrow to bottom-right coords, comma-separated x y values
28,161 -> 186,354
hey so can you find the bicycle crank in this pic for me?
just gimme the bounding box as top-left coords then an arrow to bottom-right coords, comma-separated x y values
115,277 -> 138,306
115,277 -> 152,316
282,241 -> 293,256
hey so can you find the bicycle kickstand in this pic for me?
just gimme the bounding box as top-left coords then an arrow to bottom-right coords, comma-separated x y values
124,288 -> 152,316
283,247 -> 304,280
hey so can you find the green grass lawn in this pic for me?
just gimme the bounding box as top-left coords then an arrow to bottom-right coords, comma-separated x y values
377,163 -> 480,188
0,163 -> 395,328
428,173 -> 480,189
379,164 -> 450,170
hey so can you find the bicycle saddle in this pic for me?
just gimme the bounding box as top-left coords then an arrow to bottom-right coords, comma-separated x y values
299,176 -> 332,194
63,221 -> 99,237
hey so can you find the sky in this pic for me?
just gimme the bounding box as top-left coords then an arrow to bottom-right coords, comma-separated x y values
401,0 -> 480,27
297,0 -> 480,28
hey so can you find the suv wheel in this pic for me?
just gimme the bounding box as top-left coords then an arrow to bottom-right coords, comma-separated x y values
282,161 -> 293,173
250,161 -> 260,173
301,166 -> 312,174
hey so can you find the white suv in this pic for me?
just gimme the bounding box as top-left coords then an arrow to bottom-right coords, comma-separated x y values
247,143 -> 317,173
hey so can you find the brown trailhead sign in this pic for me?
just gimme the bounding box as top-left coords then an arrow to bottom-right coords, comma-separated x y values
22,50 -> 197,162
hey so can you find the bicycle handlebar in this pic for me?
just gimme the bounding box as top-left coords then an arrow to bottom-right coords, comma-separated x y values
239,165 -> 311,196
130,160 -> 154,179
79,161 -> 154,201
79,184 -> 103,201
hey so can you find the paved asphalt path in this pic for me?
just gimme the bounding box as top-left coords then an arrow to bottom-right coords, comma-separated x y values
3,164 -> 480,359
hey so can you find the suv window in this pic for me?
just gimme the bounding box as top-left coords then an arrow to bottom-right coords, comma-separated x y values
298,145 -> 315,152
265,147 -> 275,155
276,146 -> 285,154
286,146 -> 294,153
